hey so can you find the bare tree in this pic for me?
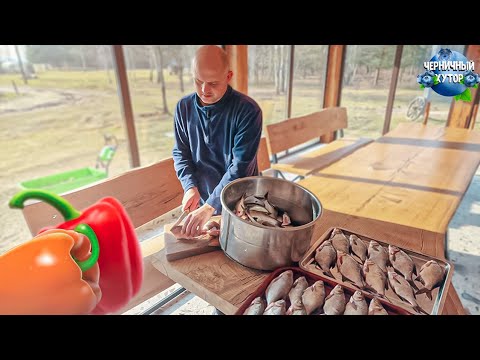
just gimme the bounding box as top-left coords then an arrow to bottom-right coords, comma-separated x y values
152,45 -> 170,115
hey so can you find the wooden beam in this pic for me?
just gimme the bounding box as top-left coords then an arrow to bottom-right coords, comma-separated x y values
286,45 -> 295,118
321,45 -> 345,143
112,45 -> 141,168
225,45 -> 248,95
383,45 -> 403,135
446,45 -> 480,129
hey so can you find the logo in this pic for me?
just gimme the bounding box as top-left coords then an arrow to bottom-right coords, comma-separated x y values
417,48 -> 479,102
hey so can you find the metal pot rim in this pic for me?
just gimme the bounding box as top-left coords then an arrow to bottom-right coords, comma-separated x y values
220,176 -> 322,231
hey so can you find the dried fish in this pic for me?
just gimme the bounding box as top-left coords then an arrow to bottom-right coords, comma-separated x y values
337,250 -> 365,289
323,285 -> 346,315
349,234 -> 367,263
247,205 -> 270,214
314,240 -> 337,278
388,245 -> 416,284
244,195 -> 265,207
265,270 -> 294,305
368,240 -> 389,273
368,297 -> 388,315
302,280 -> 326,315
235,193 -> 246,217
286,299 -> 307,315
263,299 -> 286,315
415,260 -> 445,301
388,271 -> 427,314
288,276 -> 309,304
243,297 -> 266,315
247,210 -> 281,227
330,228 -> 349,253
344,291 -> 368,315
281,212 -> 291,227
363,259 -> 388,296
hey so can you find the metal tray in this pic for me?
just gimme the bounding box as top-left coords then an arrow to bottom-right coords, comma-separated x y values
299,227 -> 453,315
236,266 -> 412,315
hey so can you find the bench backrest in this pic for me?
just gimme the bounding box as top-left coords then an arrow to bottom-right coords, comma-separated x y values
265,107 -> 348,155
257,136 -> 271,174
21,157 -> 183,235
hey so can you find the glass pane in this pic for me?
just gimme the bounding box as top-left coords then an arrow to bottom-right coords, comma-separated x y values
0,45 -> 127,252
124,45 -> 202,166
341,45 -> 396,138
391,45 -> 466,131
248,45 -> 288,128
291,45 -> 328,117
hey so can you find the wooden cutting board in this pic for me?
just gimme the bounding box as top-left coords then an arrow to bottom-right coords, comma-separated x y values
164,215 -> 222,261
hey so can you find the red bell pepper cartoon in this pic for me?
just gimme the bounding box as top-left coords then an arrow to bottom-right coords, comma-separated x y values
0,226 -> 101,314
10,189 -> 143,315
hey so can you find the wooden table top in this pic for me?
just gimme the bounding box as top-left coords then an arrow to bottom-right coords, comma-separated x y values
297,123 -> 480,234
150,123 -> 477,315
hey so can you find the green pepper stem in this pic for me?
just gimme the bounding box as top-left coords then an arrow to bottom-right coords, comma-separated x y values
73,224 -> 100,272
9,189 -> 81,220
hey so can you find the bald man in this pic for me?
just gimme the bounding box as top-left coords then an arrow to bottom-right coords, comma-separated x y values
172,45 -> 263,239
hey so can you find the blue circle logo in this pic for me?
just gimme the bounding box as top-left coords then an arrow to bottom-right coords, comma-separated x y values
417,48 -> 479,101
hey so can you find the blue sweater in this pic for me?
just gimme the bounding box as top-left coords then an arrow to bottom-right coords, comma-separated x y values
172,85 -> 262,214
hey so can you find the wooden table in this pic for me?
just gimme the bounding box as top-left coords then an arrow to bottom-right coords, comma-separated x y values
151,123 -> 480,315
298,123 -> 480,258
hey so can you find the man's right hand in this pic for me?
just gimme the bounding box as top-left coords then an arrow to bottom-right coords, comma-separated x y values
182,187 -> 201,212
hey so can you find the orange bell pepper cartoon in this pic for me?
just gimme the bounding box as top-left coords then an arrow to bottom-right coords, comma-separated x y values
0,225 -> 101,314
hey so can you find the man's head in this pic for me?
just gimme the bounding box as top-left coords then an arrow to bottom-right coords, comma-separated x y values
192,45 -> 233,105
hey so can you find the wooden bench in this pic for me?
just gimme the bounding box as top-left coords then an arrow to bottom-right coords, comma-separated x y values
265,107 -> 373,181
18,157 -> 184,314
257,136 -> 272,175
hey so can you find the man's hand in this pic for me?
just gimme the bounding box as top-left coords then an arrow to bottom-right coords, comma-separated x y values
182,187 -> 201,212
181,203 -> 216,238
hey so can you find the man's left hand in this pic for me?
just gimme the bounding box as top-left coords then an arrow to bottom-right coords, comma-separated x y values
181,203 -> 216,238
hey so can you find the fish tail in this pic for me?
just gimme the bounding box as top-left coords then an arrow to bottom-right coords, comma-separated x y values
415,286 -> 433,301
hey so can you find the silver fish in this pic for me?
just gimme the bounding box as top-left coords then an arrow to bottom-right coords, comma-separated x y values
388,245 -> 416,283
314,240 -> 337,277
363,259 -> 388,296
247,205 -> 270,214
344,291 -> 368,315
288,276 -> 309,304
286,299 -> 307,315
368,297 -> 389,315
235,193 -> 246,217
243,297 -> 266,315
247,210 -> 281,227
244,195 -> 265,207
265,270 -> 294,305
350,234 -> 367,263
368,240 -> 389,273
330,228 -> 349,253
388,271 -> 427,314
302,280 -> 326,315
415,260 -> 445,300
263,299 -> 286,315
337,250 -> 365,289
263,196 -> 278,219
323,285 -> 346,315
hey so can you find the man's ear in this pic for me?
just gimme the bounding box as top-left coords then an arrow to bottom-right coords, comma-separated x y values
226,70 -> 233,82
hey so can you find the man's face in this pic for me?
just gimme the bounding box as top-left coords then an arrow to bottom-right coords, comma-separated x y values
193,66 -> 232,105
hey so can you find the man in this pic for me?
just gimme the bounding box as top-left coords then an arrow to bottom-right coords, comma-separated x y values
172,45 -> 262,239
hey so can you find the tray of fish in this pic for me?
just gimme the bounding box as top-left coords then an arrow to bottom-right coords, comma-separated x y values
299,227 -> 453,315
236,267 -> 411,315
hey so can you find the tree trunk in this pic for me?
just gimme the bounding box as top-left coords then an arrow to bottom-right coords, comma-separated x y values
352,64 -> 358,83
80,48 -> 87,71
154,46 -> 170,115
373,68 -> 380,86
149,47 -> 155,82
274,45 -> 280,95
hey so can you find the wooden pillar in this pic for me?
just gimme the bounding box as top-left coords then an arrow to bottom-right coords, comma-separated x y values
322,45 -> 345,143
383,45 -> 403,135
225,45 -> 248,95
446,45 -> 480,129
112,45 -> 141,168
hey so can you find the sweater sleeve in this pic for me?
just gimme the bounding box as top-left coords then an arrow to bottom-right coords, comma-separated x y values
206,104 -> 263,213
172,101 -> 198,192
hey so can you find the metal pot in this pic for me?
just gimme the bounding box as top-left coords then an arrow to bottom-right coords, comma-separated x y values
220,176 -> 322,271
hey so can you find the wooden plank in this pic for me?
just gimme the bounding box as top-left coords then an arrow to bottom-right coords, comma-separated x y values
257,136 -> 271,174
447,45 -> 480,129
299,123 -> 480,234
21,158 -> 183,234
112,45 -> 140,168
321,45 -> 345,144
270,137 -> 373,177
225,45 -> 248,95
266,107 -> 348,155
